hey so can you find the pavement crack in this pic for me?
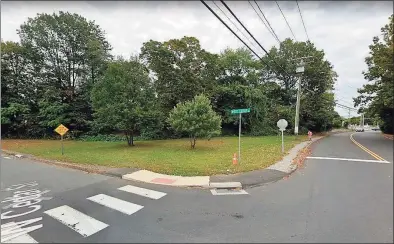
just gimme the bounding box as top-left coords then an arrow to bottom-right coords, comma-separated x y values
231,213 -> 244,219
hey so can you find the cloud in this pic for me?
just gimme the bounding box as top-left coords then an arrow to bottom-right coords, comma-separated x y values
1,1 -> 392,117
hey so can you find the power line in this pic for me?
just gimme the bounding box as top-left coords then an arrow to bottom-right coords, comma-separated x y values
295,0 -> 310,41
275,1 -> 297,41
202,0 -> 350,118
248,0 -> 280,44
219,0 -> 289,76
199,1 -> 267,64
253,1 -> 281,43
211,1 -> 261,53
336,98 -> 354,107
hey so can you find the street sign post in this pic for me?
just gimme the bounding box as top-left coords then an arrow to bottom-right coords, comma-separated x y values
54,124 -> 69,155
231,108 -> 250,114
277,119 -> 288,153
231,108 -> 251,163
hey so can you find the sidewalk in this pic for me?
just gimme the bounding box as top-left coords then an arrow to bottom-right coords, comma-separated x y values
122,170 -> 210,187
122,137 -> 323,189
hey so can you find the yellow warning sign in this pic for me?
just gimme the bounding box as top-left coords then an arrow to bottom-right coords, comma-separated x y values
54,124 -> 69,136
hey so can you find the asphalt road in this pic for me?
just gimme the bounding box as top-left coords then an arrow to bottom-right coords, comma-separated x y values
1,131 -> 392,243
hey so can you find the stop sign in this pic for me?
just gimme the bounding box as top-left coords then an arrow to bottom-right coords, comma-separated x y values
277,119 -> 288,131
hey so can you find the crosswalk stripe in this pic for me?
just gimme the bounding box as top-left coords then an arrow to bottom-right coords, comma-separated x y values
44,205 -> 108,237
118,185 -> 167,200
87,194 -> 144,215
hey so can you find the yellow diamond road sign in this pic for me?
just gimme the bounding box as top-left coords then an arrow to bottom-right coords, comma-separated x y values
54,124 -> 69,136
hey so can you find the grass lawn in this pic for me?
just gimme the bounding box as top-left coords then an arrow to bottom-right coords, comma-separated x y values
2,135 -> 307,176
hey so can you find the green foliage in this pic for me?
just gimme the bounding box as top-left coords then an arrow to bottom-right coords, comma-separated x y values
91,57 -> 162,146
355,15 -> 394,134
17,11 -> 111,133
168,94 -> 221,148
77,134 -> 128,142
2,12 -> 344,140
140,36 -> 219,113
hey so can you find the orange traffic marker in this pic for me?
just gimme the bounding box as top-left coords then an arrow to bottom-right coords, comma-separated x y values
232,153 -> 238,165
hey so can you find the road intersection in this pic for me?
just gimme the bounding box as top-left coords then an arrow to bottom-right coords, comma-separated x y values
1,131 -> 392,243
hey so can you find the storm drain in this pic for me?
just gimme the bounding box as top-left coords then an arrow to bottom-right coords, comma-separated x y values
210,188 -> 248,195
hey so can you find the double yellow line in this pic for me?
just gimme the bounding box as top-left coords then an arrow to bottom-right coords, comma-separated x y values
350,133 -> 388,162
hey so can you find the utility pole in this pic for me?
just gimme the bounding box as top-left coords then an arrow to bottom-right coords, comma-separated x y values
360,114 -> 362,127
294,60 -> 305,135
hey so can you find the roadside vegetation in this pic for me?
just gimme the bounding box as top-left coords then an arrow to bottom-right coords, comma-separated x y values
2,11 -> 341,146
354,15 -> 394,134
2,135 -> 307,176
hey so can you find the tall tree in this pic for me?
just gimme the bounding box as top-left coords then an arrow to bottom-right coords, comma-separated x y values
1,41 -> 38,137
213,48 -> 285,135
355,15 -> 394,134
140,36 -> 219,113
262,38 -> 338,132
91,58 -> 161,146
17,11 -> 112,135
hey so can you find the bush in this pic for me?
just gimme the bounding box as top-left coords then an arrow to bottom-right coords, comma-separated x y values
77,134 -> 130,142
168,94 -> 222,149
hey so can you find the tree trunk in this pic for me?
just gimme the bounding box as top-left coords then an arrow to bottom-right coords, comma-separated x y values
125,131 -> 135,146
190,135 -> 196,149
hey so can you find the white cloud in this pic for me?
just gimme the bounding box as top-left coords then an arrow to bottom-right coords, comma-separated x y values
1,1 -> 392,117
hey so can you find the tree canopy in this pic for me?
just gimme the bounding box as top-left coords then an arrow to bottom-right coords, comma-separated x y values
91,57 -> 160,146
1,11 -> 347,141
355,14 -> 394,134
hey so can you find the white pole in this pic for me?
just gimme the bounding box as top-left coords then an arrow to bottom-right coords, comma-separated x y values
239,113 -> 241,163
294,76 -> 301,135
281,130 -> 284,153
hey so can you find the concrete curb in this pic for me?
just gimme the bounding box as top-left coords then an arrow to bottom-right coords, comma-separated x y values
210,136 -> 326,188
121,136 -> 326,189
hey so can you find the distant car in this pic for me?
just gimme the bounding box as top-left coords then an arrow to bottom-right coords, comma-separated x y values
372,127 -> 380,131
355,127 -> 364,132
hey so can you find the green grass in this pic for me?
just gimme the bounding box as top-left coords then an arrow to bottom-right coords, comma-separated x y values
2,135 -> 307,176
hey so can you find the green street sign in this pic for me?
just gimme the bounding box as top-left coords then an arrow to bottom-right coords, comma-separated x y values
231,108 -> 251,114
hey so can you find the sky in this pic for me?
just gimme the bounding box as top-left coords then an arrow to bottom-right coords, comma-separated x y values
1,1 -> 392,118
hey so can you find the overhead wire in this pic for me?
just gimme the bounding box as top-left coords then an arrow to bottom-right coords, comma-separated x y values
199,0 -> 268,66
296,0 -> 310,41
248,0 -> 280,44
253,0 -> 281,43
202,0 -> 356,116
219,0 -> 289,76
211,1 -> 261,53
275,1 -> 297,41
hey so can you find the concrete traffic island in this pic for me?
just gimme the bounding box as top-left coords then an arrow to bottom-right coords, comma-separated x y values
122,137 -> 323,189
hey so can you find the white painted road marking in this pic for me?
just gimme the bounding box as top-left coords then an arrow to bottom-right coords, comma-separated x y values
1,221 -> 39,243
306,156 -> 390,164
87,194 -> 144,215
3,228 -> 37,243
44,205 -> 108,237
118,185 -> 167,200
